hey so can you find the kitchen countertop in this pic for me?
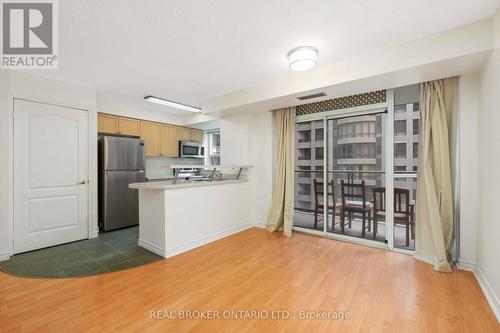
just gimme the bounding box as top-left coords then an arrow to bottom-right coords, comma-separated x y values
146,177 -> 175,181
129,178 -> 248,190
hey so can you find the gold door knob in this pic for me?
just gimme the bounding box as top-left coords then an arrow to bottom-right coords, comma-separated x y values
78,180 -> 87,185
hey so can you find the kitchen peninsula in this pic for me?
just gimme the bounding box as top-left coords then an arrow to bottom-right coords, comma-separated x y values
129,165 -> 253,258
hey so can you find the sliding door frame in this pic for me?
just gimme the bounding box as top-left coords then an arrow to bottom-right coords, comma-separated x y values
294,89 -> 402,252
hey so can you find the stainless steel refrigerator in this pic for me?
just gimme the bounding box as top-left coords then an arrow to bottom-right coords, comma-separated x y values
98,136 -> 146,231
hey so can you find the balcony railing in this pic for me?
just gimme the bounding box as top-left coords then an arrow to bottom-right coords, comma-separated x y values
334,132 -> 376,140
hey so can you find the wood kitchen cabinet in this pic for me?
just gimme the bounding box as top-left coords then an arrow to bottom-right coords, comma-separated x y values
160,125 -> 180,157
98,113 -> 203,157
98,114 -> 118,133
190,129 -> 203,143
118,117 -> 140,136
140,121 -> 161,156
179,127 -> 191,141
98,114 -> 140,136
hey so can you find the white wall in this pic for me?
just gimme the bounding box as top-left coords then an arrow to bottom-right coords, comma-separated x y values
0,72 -> 11,259
476,8 -> 500,319
458,73 -> 480,267
220,112 -> 251,165
248,111 -> 274,226
220,109 -> 274,226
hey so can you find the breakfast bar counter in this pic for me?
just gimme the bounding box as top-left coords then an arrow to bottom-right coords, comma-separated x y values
129,178 -> 248,190
129,165 -> 252,258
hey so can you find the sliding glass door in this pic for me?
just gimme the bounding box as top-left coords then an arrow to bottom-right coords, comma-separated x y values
293,85 -> 420,251
325,112 -> 387,243
293,120 -> 325,232
392,86 -> 420,251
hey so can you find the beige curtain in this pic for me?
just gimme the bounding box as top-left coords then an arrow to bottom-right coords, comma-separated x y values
266,107 -> 295,236
416,77 -> 458,272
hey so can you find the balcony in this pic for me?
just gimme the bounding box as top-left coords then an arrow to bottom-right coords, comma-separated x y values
293,211 -> 414,250
293,170 -> 416,250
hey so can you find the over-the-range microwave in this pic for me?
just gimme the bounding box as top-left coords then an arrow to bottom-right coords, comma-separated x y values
179,141 -> 205,158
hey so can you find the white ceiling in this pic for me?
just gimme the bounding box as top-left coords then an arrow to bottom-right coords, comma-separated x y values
28,0 -> 500,115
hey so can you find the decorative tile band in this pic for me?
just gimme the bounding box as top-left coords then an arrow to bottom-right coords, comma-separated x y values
296,90 -> 386,116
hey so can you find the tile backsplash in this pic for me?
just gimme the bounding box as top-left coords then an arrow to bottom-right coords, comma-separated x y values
145,156 -> 203,179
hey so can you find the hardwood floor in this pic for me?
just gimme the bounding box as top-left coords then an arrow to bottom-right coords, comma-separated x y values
0,228 -> 498,332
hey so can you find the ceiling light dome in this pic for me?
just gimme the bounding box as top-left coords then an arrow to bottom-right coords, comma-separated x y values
288,46 -> 318,72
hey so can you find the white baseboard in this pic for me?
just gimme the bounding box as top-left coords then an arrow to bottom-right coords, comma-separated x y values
138,222 -> 256,259
253,221 -> 266,229
472,265 -> 500,323
165,222 -> 255,258
456,259 -> 476,272
457,260 -> 499,323
138,239 -> 166,257
0,252 -> 11,262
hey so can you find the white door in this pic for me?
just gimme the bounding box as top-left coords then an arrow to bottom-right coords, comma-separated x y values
13,99 -> 89,253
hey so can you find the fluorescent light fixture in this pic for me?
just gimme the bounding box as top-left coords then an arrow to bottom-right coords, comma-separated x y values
288,46 -> 318,72
144,96 -> 201,113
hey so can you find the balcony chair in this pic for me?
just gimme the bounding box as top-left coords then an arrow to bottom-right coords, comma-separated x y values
313,179 -> 342,232
340,180 -> 373,238
372,187 -> 414,246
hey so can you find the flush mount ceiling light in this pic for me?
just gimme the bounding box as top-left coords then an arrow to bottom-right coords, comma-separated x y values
287,46 -> 318,72
144,96 -> 201,113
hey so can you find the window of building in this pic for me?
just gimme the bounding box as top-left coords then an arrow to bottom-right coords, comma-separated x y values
395,143 -> 406,158
395,104 -> 406,113
413,102 -> 419,112
315,128 -> 324,141
413,119 -> 419,135
413,142 -> 419,158
297,130 -> 311,143
206,130 -> 220,165
394,120 -> 406,136
298,148 -> 311,160
315,147 -> 324,160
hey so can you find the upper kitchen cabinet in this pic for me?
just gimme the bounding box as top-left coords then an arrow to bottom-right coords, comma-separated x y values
190,129 -> 203,143
118,117 -> 141,136
160,125 -> 180,157
140,121 -> 161,156
180,127 -> 191,141
98,114 -> 140,136
98,113 -> 201,156
98,114 -> 118,134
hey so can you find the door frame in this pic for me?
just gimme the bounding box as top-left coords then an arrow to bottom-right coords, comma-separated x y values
7,97 -> 97,258
293,89 -> 405,252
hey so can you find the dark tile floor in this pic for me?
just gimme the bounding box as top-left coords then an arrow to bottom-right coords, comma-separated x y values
0,226 -> 163,278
